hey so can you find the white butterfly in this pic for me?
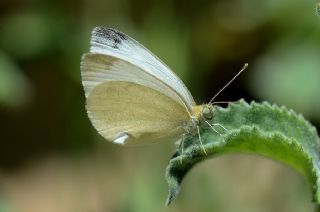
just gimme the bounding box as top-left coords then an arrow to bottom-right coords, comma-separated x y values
81,27 -> 246,150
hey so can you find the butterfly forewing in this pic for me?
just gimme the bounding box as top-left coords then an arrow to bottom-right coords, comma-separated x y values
89,27 -> 195,112
81,53 -> 189,113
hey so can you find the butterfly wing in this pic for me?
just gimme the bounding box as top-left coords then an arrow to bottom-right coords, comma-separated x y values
86,81 -> 190,145
89,27 -> 195,112
81,53 -> 190,113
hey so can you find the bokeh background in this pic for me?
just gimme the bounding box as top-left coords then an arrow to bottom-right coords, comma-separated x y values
1,0 -> 320,211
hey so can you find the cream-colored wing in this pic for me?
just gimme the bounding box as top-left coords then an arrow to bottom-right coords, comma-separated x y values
89,27 -> 195,110
81,53 -> 191,115
86,81 -> 190,145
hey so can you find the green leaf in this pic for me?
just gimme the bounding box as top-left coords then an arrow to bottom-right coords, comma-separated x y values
166,99 -> 320,205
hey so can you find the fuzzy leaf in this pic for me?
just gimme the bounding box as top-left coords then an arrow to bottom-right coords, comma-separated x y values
166,99 -> 320,205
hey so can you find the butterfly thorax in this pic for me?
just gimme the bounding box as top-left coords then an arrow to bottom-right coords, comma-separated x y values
183,104 -> 215,134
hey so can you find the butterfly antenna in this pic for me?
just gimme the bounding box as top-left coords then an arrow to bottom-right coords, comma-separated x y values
208,63 -> 248,104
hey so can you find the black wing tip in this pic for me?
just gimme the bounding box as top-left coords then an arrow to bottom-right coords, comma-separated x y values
91,27 -> 128,49
92,27 -> 127,41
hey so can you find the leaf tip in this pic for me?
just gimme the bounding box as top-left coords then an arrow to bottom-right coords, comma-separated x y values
165,172 -> 181,206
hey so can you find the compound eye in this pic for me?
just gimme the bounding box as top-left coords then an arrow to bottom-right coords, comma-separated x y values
202,106 -> 213,120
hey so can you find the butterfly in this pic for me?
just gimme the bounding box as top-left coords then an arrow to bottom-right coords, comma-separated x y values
81,27 -> 246,153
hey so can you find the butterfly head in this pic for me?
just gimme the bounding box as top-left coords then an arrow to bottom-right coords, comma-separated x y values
192,104 -> 215,122
184,104 -> 215,134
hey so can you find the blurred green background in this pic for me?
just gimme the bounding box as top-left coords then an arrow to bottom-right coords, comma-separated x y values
0,0 -> 320,211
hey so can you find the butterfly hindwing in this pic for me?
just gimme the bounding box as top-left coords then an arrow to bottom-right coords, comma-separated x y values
86,81 -> 190,145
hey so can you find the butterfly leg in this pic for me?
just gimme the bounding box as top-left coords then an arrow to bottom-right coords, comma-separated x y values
205,121 -> 222,136
205,121 -> 228,145
179,134 -> 186,164
197,125 -> 207,155
211,123 -> 228,133
205,121 -> 229,135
